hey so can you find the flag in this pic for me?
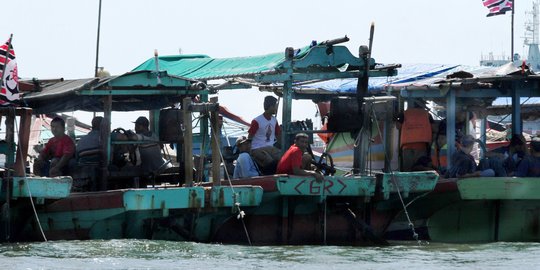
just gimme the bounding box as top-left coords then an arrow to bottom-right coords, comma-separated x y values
482,0 -> 513,17
0,36 -> 20,106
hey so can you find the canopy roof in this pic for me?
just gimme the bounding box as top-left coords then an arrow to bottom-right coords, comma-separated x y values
22,70 -> 200,114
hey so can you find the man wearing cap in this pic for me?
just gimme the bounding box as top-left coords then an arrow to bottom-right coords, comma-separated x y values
248,95 -> 282,174
515,137 -> 540,177
446,134 -> 501,178
128,116 -> 166,175
233,136 -> 260,179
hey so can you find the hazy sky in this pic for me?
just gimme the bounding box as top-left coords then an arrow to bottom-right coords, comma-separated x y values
1,0 -> 535,126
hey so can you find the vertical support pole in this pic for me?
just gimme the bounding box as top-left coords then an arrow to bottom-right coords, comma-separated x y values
281,47 -> 295,154
100,95 -> 112,191
446,90 -> 456,169
210,97 -> 221,185
183,97 -> 194,186
480,117 -> 487,159
383,100 -> 394,172
14,108 -> 32,176
512,87 -> 521,135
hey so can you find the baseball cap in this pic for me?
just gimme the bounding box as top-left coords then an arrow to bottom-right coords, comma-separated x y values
133,116 -> 149,127
460,134 -> 476,147
236,136 -> 251,146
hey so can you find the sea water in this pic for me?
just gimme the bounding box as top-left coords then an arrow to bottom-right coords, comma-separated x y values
1,240 -> 539,270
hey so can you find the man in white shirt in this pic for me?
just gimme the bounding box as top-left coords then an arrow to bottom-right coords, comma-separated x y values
248,96 -> 281,174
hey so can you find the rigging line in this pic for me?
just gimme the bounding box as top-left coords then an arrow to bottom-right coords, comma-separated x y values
371,107 -> 422,245
13,109 -> 48,242
209,119 -> 252,245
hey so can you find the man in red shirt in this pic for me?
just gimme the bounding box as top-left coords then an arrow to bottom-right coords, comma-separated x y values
34,117 -> 75,177
276,133 -> 324,182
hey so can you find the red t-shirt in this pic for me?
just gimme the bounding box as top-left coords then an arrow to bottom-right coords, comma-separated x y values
42,134 -> 75,159
276,144 -> 303,174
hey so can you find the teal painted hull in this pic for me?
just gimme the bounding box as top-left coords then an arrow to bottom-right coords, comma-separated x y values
8,172 -> 438,245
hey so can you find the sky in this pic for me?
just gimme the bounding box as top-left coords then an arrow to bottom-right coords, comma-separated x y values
1,0 -> 536,128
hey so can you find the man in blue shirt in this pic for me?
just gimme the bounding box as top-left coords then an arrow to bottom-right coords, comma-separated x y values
233,136 -> 260,179
515,137 -> 540,177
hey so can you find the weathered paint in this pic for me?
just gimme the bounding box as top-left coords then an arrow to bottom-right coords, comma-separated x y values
11,176 -> 72,199
428,200 -> 540,243
458,177 -> 540,200
275,176 -> 376,199
123,187 -> 204,211
210,186 -> 263,207
380,171 -> 439,200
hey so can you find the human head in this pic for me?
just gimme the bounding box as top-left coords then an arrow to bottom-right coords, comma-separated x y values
263,96 -> 278,114
133,116 -> 150,133
50,117 -> 66,138
294,133 -> 309,151
91,116 -> 104,131
531,137 -> 540,153
236,135 -> 252,152
460,134 -> 476,153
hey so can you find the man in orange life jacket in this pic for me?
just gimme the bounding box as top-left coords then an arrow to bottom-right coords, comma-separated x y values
397,102 -> 433,172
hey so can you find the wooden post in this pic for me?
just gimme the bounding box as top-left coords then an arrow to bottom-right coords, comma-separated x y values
210,97 -> 221,185
183,97 -> 193,186
100,95 -> 112,191
14,108 -> 32,176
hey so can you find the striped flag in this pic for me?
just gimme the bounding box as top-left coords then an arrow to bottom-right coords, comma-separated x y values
482,0 -> 513,17
0,36 -> 20,106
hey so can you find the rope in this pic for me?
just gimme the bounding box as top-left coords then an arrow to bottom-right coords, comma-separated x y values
209,117 -> 252,246
371,105 -> 425,245
13,109 -> 48,242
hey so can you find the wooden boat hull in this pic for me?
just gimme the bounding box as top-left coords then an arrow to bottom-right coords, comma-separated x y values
16,173 -> 438,245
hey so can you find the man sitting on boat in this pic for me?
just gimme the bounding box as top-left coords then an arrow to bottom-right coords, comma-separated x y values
233,136 -> 260,179
128,116 -> 167,176
446,135 -> 502,178
503,134 -> 528,176
276,133 -> 324,182
515,137 -> 540,177
248,95 -> 282,174
33,117 -> 75,177
76,116 -> 103,163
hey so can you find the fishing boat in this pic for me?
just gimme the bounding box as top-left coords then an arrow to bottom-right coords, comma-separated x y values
2,33 -> 438,245
315,61 -> 540,243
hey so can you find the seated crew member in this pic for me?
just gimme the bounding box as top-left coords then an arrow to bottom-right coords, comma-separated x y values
503,134 -> 528,176
446,135 -> 499,178
233,136 -> 260,179
276,133 -> 324,182
248,95 -> 282,174
76,116 -> 104,162
515,137 -> 540,177
34,117 -> 76,177
128,116 -> 166,175
397,102 -> 433,172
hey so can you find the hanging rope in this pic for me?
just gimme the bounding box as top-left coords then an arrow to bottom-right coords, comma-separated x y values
13,109 -> 48,242
371,105 -> 427,245
209,117 -> 252,246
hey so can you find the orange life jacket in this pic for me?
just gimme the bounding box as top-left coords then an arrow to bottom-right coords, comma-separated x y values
400,108 -> 432,148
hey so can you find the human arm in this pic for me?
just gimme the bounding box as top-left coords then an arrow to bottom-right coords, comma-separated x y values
247,120 -> 258,139
49,154 -> 72,177
292,166 -> 324,182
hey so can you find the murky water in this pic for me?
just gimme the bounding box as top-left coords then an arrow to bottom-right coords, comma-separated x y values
1,240 -> 539,270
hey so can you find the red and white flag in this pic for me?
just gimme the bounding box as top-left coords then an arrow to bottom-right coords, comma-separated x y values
482,0 -> 513,17
0,36 -> 20,106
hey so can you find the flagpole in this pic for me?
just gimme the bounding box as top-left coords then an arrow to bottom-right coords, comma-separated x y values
0,34 -> 13,88
94,0 -> 102,77
511,0 -> 515,62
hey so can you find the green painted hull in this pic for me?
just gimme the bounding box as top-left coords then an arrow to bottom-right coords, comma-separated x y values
9,172 -> 438,245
